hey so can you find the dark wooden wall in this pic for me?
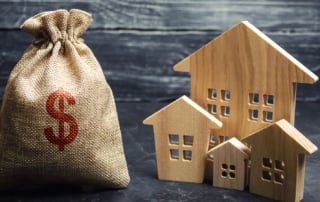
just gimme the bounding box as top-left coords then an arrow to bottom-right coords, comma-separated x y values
0,0 -> 319,102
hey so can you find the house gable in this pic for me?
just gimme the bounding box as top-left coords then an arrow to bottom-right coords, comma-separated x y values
244,119 -> 317,155
173,21 -> 318,84
172,21 -> 319,140
242,119 -> 317,201
207,137 -> 250,191
143,95 -> 222,129
207,137 -> 249,159
143,95 -> 222,183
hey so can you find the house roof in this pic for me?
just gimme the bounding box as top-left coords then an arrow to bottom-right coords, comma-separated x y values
207,137 -> 250,160
143,95 -> 222,128
243,119 -> 318,155
173,21 -> 318,84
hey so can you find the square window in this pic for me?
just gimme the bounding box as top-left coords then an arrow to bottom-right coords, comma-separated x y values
222,163 -> 228,170
230,165 -> 236,171
229,172 -> 236,179
263,111 -> 273,122
208,104 -> 217,115
249,93 -> 259,104
219,136 -> 229,142
208,88 -> 217,100
264,94 -> 274,106
274,172 -> 284,184
221,106 -> 230,117
275,160 -> 285,171
262,158 -> 272,168
249,109 -> 259,121
170,149 -> 179,160
221,171 -> 228,178
183,135 -> 193,146
183,150 -> 192,161
221,90 -> 231,101
210,134 -> 216,144
169,134 -> 179,145
262,170 -> 272,181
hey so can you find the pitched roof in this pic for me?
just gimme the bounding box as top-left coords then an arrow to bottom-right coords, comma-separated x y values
207,137 -> 250,159
244,119 -> 318,155
143,95 -> 222,128
174,21 -> 318,84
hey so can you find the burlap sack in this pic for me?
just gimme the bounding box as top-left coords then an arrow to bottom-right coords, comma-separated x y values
0,9 -> 129,189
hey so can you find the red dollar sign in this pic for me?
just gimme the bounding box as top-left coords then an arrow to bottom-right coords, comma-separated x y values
44,88 -> 78,151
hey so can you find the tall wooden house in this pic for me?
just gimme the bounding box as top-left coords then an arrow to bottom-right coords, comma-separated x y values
173,21 -> 319,142
243,119 -> 318,202
143,96 -> 222,183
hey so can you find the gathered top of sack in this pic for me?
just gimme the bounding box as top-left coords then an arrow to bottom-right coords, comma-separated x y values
21,9 -> 92,45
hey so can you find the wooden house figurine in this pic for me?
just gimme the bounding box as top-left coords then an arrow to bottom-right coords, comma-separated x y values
243,119 -> 318,202
143,95 -> 222,183
173,21 -> 319,142
207,137 -> 250,191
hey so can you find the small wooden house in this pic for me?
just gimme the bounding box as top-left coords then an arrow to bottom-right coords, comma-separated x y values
243,119 -> 318,202
143,95 -> 222,183
173,21 -> 319,141
207,137 -> 250,191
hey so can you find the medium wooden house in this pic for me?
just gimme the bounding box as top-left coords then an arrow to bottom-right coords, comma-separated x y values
243,119 -> 318,202
143,95 -> 222,183
173,21 -> 319,141
207,137 -> 250,191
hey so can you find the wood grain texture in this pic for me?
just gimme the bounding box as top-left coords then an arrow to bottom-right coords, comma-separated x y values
0,30 -> 319,102
243,119 -> 317,202
143,95 -> 222,183
207,137 -> 250,191
0,102 -> 318,201
0,0 -> 319,102
174,21 -> 318,140
0,0 -> 319,32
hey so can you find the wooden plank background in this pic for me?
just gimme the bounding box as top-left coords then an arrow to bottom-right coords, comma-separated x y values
0,0 -> 319,102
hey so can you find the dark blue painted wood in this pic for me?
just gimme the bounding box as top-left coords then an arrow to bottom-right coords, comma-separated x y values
0,30 -> 319,102
0,0 -> 319,33
0,0 -> 319,102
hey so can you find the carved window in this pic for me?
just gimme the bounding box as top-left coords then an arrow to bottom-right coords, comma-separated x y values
183,135 -> 193,146
169,134 -> 179,145
183,150 -> 192,161
208,88 -> 217,100
208,104 -> 217,115
168,134 -> 193,161
221,106 -> 230,117
170,149 -> 179,160
249,109 -> 259,121
263,111 -> 273,122
209,134 -> 229,148
210,134 -> 216,144
249,93 -> 260,104
221,163 -> 236,179
249,93 -> 274,123
261,157 -> 285,185
264,94 -> 274,106
207,88 -> 231,119
221,90 -> 231,101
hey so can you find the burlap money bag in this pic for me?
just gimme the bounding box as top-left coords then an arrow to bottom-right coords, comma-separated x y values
0,9 -> 129,190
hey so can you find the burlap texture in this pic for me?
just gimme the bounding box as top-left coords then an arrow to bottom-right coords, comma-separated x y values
0,9 -> 129,189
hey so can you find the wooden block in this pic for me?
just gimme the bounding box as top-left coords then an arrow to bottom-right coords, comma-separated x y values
207,137 -> 250,191
243,119 -> 318,202
173,21 -> 318,141
143,95 -> 222,183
